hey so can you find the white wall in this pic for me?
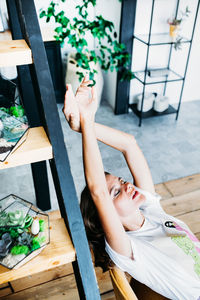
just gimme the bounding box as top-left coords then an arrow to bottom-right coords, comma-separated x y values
35,0 -> 121,109
1,0 -> 199,108
130,0 -> 200,105
95,0 -> 122,109
36,0 -> 200,107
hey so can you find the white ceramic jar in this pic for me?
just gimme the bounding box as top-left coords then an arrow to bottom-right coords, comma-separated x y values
136,93 -> 155,112
154,95 -> 169,112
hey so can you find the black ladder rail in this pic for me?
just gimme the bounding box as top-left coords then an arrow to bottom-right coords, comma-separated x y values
7,0 -> 101,299
6,0 -> 51,211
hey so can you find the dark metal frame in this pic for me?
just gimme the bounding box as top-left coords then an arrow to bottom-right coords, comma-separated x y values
116,0 -> 200,126
115,0 -> 137,115
6,0 -> 101,299
6,0 -> 51,211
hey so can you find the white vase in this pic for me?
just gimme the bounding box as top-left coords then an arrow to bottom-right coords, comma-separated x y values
65,53 -> 103,107
136,93 -> 155,112
154,95 -> 169,112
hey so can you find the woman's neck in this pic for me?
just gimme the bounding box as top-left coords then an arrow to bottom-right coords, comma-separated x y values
123,210 -> 145,231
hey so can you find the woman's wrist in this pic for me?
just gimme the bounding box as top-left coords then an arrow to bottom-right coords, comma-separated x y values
80,115 -> 95,130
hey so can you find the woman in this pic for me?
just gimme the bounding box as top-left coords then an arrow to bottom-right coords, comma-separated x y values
63,77 -> 200,300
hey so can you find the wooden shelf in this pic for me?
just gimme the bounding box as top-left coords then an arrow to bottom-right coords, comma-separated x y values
0,28 -> 56,43
0,210 -> 76,284
0,40 -> 32,67
0,127 -> 53,170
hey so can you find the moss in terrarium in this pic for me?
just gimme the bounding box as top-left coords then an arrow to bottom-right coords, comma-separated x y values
31,235 -> 45,251
39,219 -> 45,232
9,105 -> 25,118
11,245 -> 29,255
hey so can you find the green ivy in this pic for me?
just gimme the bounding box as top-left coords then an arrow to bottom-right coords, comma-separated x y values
39,0 -> 134,81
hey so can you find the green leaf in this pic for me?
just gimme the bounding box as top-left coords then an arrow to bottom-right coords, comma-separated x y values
39,11 -> 46,18
55,26 -> 63,33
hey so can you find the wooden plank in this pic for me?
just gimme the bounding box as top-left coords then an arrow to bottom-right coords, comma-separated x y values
1,274 -> 79,300
10,266 -> 112,295
0,211 -> 76,284
101,291 -> 116,300
177,210 -> 200,234
0,28 -> 56,42
164,174 -> 200,196
3,270 -> 114,300
10,264 -> 73,292
0,286 -> 12,297
155,183 -> 172,200
196,232 -> 200,240
96,268 -> 113,294
0,127 -> 53,170
161,190 -> 200,217
0,40 -> 32,67
0,283 -> 9,288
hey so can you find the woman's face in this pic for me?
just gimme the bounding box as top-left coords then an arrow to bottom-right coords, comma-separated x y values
106,174 -> 145,218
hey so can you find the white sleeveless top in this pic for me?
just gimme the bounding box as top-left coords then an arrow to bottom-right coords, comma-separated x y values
105,189 -> 200,300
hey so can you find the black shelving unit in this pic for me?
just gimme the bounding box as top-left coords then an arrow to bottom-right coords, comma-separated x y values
3,0 -> 101,299
116,0 -> 200,127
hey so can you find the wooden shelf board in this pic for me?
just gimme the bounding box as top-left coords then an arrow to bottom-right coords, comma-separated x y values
0,127 -> 53,170
0,39 -> 32,67
0,28 -> 56,43
0,210 -> 76,284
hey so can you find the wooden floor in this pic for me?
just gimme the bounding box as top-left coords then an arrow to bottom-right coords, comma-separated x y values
0,173 -> 200,299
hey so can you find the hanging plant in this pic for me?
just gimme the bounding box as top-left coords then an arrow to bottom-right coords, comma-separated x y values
40,0 -> 134,82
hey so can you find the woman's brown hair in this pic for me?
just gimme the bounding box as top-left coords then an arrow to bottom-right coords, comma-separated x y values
80,173 -> 112,272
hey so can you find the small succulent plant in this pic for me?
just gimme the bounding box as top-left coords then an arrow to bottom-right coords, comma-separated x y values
0,233 -> 12,258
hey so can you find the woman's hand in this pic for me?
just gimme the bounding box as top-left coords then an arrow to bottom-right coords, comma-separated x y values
76,77 -> 97,123
63,83 -> 80,132
63,76 -> 97,131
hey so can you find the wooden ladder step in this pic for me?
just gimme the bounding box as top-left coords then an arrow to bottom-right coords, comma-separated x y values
0,210 -> 76,284
0,40 -> 32,67
0,127 -> 53,170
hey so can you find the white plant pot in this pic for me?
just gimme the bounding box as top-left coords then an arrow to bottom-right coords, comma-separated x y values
65,53 -> 103,107
136,93 -> 155,112
154,95 -> 169,112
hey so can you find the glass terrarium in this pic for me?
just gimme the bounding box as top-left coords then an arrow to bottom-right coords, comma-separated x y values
0,194 -> 50,269
0,76 -> 29,162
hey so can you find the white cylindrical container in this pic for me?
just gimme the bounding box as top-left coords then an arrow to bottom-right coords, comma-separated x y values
136,93 -> 155,112
154,95 -> 169,112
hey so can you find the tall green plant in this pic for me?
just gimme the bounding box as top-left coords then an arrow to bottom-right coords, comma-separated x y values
40,0 -> 134,82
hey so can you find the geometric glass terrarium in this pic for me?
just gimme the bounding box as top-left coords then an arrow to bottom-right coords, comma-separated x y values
0,76 -> 29,162
0,195 -> 50,269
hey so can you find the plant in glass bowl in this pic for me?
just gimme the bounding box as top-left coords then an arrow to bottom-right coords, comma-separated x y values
167,6 -> 191,49
39,0 -> 134,96
0,194 -> 50,270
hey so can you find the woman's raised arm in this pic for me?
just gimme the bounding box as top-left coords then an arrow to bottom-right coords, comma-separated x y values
63,79 -> 155,194
94,123 -> 155,194
76,85 -> 133,259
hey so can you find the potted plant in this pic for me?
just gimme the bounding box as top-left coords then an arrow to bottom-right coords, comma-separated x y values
39,0 -> 134,103
167,6 -> 191,49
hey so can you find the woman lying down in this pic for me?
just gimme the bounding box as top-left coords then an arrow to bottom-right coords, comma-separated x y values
63,76 -> 200,300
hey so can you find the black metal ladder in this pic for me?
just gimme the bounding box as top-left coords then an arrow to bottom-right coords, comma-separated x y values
4,0 -> 101,298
